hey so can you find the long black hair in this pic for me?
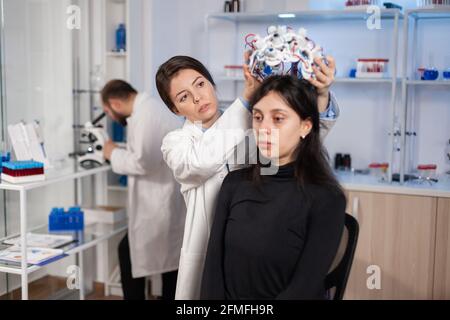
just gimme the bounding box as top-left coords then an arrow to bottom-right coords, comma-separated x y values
249,75 -> 343,196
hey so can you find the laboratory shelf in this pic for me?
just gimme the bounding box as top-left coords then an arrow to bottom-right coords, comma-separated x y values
0,161 -> 111,192
0,221 -> 127,275
206,8 -> 403,23
107,185 -> 128,192
215,75 -> 399,84
406,80 -> 450,86
0,159 -> 115,300
407,7 -> 450,20
106,51 -> 128,58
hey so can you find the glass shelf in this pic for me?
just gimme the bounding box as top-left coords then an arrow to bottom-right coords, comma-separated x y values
0,221 -> 127,275
0,159 -> 110,192
206,8 -> 403,23
215,75 -> 399,84
407,7 -> 450,19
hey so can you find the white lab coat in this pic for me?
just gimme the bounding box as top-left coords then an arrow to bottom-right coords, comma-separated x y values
161,97 -> 339,300
111,93 -> 186,278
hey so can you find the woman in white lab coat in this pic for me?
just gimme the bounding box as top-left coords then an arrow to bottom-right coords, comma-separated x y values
156,55 -> 339,300
102,80 -> 186,300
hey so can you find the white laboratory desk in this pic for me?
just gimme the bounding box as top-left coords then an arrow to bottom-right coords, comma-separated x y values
337,171 -> 450,199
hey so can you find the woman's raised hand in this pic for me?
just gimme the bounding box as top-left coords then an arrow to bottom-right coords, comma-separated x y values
242,50 -> 262,102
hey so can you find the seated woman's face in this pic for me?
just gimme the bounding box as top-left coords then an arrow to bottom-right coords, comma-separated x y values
169,69 -> 219,128
252,91 -> 312,166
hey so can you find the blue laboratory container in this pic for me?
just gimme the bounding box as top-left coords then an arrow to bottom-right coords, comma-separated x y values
116,23 -> 126,52
112,121 -> 125,142
443,69 -> 450,80
119,175 -> 128,187
423,69 -> 439,81
0,152 -> 11,173
49,207 -> 84,232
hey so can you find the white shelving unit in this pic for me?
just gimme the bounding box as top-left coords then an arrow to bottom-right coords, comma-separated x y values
400,7 -> 450,183
98,0 -> 130,297
205,8 -> 403,183
100,0 -> 130,195
0,162 -> 127,300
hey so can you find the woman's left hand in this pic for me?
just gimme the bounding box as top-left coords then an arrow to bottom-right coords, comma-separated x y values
308,55 -> 336,113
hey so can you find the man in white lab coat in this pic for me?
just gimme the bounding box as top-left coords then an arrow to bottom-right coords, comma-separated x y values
101,80 -> 185,300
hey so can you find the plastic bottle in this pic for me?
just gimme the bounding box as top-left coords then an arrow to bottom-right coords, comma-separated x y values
116,23 -> 126,52
446,139 -> 450,164
232,0 -> 240,12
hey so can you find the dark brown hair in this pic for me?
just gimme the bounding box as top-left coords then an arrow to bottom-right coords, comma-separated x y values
155,56 -> 216,113
101,79 -> 137,106
249,75 -> 343,196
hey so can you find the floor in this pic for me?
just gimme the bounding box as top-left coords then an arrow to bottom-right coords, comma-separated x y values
0,275 -> 146,300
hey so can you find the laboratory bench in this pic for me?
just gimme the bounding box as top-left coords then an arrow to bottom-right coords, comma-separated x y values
335,171 -> 450,300
337,171 -> 450,198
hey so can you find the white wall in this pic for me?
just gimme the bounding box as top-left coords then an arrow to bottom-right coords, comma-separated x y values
145,0 -> 450,175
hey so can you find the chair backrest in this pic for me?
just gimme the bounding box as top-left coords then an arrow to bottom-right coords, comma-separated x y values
325,213 -> 359,300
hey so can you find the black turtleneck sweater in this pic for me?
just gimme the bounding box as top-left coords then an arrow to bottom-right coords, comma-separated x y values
200,164 -> 346,300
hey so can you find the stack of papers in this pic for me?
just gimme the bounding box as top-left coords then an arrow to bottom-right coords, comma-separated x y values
3,233 -> 75,249
0,246 -> 67,266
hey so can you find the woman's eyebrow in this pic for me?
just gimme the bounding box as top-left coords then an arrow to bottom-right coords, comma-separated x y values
175,90 -> 187,99
192,76 -> 202,85
175,76 -> 203,98
270,108 -> 289,114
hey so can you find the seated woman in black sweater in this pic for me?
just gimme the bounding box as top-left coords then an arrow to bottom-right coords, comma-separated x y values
200,75 -> 346,300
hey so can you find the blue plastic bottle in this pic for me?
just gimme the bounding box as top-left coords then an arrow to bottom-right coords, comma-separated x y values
116,23 -> 126,52
112,121 -> 125,142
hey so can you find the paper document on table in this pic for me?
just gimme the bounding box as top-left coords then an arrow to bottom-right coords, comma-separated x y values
3,233 -> 75,249
0,246 -> 65,265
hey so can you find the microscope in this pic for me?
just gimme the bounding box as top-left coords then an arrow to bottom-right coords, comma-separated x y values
72,113 -> 110,169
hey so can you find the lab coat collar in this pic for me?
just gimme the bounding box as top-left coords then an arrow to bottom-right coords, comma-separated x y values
182,109 -> 225,134
127,92 -> 150,124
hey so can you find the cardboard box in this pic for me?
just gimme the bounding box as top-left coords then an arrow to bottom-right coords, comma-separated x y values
83,206 -> 126,224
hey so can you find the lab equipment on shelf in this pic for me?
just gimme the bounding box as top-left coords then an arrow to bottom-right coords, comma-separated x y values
0,150 -> 11,173
72,112 -> 109,169
345,0 -> 380,9
356,58 -> 389,78
231,0 -> 240,12
115,23 -> 126,52
446,139 -> 450,162
443,68 -> 450,80
417,164 -> 437,180
224,65 -> 243,78
416,0 -> 450,8
369,163 -> 390,181
119,175 -> 128,187
83,206 -> 126,224
334,153 -> 352,171
383,2 -> 403,10
8,121 -> 50,168
112,121 -> 125,142
1,161 -> 45,184
246,26 -> 326,82
49,207 -> 84,232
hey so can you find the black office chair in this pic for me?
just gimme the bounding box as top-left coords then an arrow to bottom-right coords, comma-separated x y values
325,213 -> 359,300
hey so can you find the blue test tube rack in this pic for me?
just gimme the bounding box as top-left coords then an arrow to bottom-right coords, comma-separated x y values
0,152 -> 11,173
49,207 -> 84,231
